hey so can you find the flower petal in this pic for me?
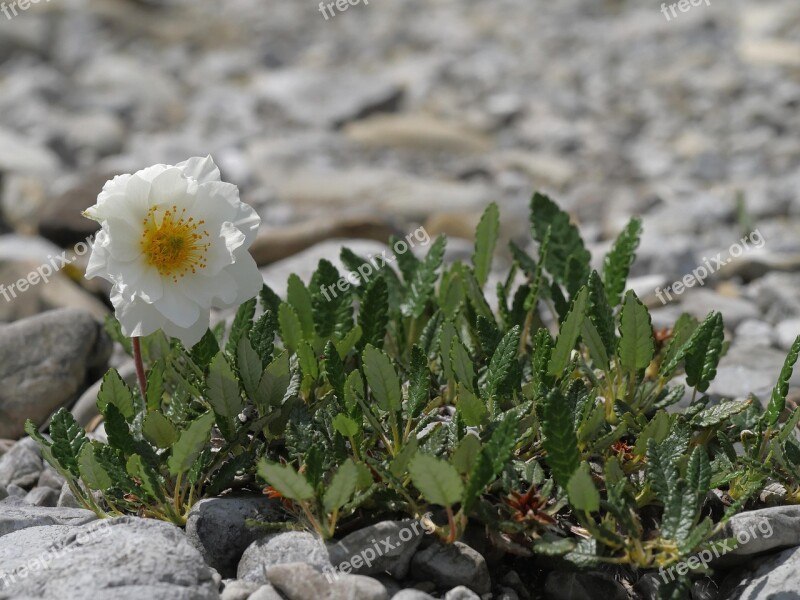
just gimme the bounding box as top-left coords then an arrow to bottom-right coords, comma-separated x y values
153,285 -> 200,328
161,309 -> 211,347
112,292 -> 165,339
176,155 -> 221,184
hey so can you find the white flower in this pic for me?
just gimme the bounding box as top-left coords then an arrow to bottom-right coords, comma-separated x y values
84,156 -> 262,347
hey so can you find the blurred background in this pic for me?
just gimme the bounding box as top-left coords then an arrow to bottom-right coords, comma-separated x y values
1,0 -> 800,399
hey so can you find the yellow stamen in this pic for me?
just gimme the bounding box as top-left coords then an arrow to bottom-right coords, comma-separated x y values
140,205 -> 210,282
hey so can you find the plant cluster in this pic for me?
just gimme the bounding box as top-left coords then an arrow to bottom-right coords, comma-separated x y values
28,194 -> 800,598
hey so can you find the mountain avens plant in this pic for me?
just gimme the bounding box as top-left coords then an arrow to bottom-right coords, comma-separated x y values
25,181 -> 800,598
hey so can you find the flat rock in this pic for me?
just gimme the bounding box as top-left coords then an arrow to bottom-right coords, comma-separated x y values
0,503 -> 97,537
0,517 -> 220,599
0,308 -> 111,438
328,519 -> 426,580
720,544 -> 800,599
185,495 -> 285,578
711,505 -> 800,565
410,541 -> 491,595
266,562 -> 388,600
344,114 -> 490,153
392,591 -> 436,600
36,173 -> 109,247
0,437 -> 43,489
544,571 -> 628,600
444,586 -> 481,600
254,69 -> 402,128
238,531 -> 332,583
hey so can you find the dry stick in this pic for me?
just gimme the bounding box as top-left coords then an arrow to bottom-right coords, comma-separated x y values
132,336 -> 147,399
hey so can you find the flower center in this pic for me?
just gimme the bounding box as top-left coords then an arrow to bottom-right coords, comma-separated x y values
140,205 -> 210,282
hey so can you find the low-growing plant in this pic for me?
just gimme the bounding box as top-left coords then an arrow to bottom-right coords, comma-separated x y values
28,191 -> 800,598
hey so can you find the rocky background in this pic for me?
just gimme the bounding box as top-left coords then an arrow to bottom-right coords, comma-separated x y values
1,0 -> 800,598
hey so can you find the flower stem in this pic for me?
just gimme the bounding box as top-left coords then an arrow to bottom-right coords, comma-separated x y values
132,336 -> 147,400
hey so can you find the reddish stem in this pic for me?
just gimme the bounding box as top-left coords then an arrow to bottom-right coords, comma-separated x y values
132,337 -> 147,399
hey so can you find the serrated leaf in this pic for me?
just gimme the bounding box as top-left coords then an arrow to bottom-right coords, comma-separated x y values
402,235 -> 447,319
254,351 -> 291,412
409,453 -> 464,507
332,413 -> 360,438
567,463 -> 600,513
257,459 -> 314,501
473,202 -> 499,288
238,335 -> 264,400
335,325 -> 362,359
359,276 -> 389,350
452,434 -> 482,475
548,286 -> 588,377
541,389 -> 580,487
618,290 -> 654,373
530,192 -> 590,287
78,443 -> 112,491
226,297 -> 256,356
49,408 -> 87,478
104,314 -> 133,355
260,283 -> 282,314
633,410 -> 671,456
484,326 -> 521,402
363,344 -> 402,413
145,360 -> 165,412
206,353 -> 243,440
684,311 -> 724,393
602,216 -> 642,307
311,259 -> 353,339
457,383 -> 487,427
126,453 -> 165,502
407,345 -> 430,419
766,335 -> 800,426
587,270 -> 615,365
142,411 -> 178,449
278,302 -> 304,353
389,436 -> 418,478
693,399 -> 752,428
250,310 -> 276,367
323,459 -> 359,512
287,274 -> 315,339
450,336 -> 475,391
96,368 -> 136,422
191,328 -> 220,370
659,313 -> 699,380
167,412 -> 215,476
344,370 -> 364,415
463,413 -> 517,512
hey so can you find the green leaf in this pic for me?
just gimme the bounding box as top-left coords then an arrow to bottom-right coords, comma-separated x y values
587,271 -> 616,364
450,336 -> 475,391
659,313 -> 699,380
633,410 -> 671,456
582,319 -> 609,372
359,276 -> 389,350
287,274 -> 315,339
226,297 -> 256,356
102,403 -> 137,459
78,443 -> 112,491
260,283 -> 282,314
602,216 -> 642,307
311,259 -> 353,339
473,202 -> 500,288
618,290 -> 654,373
237,335 -> 264,400
167,411 -> 215,476
278,302 -> 304,353
335,325 -> 362,358
126,454 -> 165,502
142,411 -> 178,449
530,192 -> 590,288
452,434 -> 482,475
250,310 -> 276,367
541,389 -> 580,487
257,459 -> 314,502
457,383 -> 487,427
95,369 -> 136,422
407,345 -> 430,419
145,360 -> 165,412
567,463 -> 600,513
462,413 -> 518,512
684,312 -> 724,393
323,459 -> 359,512
532,328 -> 553,388
693,399 -> 752,428
485,325 -> 521,400
548,286 -> 588,377
344,370 -> 365,415
362,344 -> 402,413
206,353 -> 243,440
49,408 -> 87,478
401,235 -> 447,319
254,352 -> 292,412
332,413 -> 360,438
104,314 -> 133,355
191,328 -> 220,370
409,453 -> 464,507
766,335 -> 800,426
